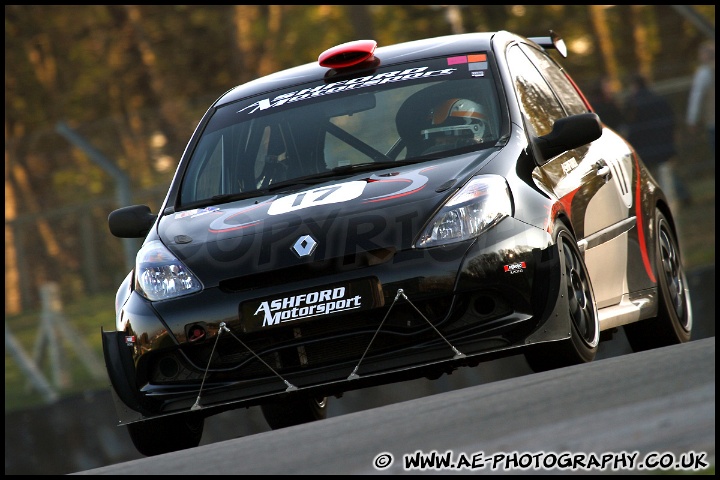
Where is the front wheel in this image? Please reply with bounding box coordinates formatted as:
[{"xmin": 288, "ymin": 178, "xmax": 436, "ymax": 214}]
[
  {"xmin": 261, "ymin": 395, "xmax": 328, "ymax": 430},
  {"xmin": 126, "ymin": 412, "xmax": 204, "ymax": 456},
  {"xmin": 624, "ymin": 209, "xmax": 692, "ymax": 351},
  {"xmin": 525, "ymin": 222, "xmax": 599, "ymax": 372}
]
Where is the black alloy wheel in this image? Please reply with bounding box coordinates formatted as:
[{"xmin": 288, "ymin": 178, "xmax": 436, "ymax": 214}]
[{"xmin": 624, "ymin": 209, "xmax": 692, "ymax": 351}]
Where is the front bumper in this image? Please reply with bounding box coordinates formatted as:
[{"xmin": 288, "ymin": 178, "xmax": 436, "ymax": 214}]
[{"xmin": 104, "ymin": 217, "xmax": 570, "ymax": 424}]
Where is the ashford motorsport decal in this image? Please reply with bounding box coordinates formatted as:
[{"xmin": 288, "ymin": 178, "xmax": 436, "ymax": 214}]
[
  {"xmin": 254, "ymin": 287, "xmax": 362, "ymax": 327},
  {"xmin": 237, "ymin": 65, "xmax": 457, "ymax": 115}
]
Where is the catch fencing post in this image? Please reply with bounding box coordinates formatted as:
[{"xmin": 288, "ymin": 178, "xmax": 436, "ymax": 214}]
[
  {"xmin": 30, "ymin": 282, "xmax": 107, "ymax": 390},
  {"xmin": 5, "ymin": 322, "xmax": 59, "ymax": 403}
]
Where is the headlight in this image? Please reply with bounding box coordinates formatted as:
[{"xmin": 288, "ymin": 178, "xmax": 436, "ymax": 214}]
[
  {"xmin": 416, "ymin": 174, "xmax": 512, "ymax": 248},
  {"xmin": 135, "ymin": 240, "xmax": 203, "ymax": 301}
]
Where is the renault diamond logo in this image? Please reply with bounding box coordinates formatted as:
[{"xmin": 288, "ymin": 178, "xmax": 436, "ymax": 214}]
[{"xmin": 292, "ymin": 235, "xmax": 317, "ymax": 257}]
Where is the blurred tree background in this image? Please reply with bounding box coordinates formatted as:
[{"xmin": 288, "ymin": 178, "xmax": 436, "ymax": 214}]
[{"xmin": 4, "ymin": 5, "xmax": 715, "ymax": 316}]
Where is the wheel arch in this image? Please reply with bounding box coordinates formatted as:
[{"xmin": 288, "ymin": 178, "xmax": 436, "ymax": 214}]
[
  {"xmin": 525, "ymin": 219, "xmax": 573, "ymax": 345},
  {"xmin": 640, "ymin": 197, "xmax": 683, "ymax": 288},
  {"xmin": 101, "ymin": 328, "xmax": 151, "ymax": 418}
]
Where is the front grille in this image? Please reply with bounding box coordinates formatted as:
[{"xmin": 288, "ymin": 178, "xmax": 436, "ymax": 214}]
[
  {"xmin": 145, "ymin": 295, "xmax": 451, "ymax": 383},
  {"xmin": 148, "ymin": 289, "xmax": 525, "ymax": 385},
  {"xmin": 187, "ymin": 296, "xmax": 453, "ymax": 369}
]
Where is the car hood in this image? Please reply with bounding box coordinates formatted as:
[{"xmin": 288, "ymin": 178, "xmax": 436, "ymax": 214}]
[{"xmin": 158, "ymin": 151, "xmax": 497, "ymax": 287}]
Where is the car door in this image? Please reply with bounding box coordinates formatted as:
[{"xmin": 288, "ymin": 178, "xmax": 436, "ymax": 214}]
[{"xmin": 506, "ymin": 42, "xmax": 631, "ymax": 308}]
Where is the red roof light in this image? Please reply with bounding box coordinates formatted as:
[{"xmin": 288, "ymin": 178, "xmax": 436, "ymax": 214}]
[{"xmin": 318, "ymin": 39, "xmax": 377, "ymax": 69}]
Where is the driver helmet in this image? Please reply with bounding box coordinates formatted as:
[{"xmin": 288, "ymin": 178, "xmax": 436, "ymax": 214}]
[{"xmin": 420, "ymin": 98, "xmax": 488, "ymax": 145}]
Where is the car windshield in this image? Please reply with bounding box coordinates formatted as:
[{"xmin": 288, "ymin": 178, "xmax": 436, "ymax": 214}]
[{"xmin": 179, "ymin": 53, "xmax": 504, "ymax": 206}]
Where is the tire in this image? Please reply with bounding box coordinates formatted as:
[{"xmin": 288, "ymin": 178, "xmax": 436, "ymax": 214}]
[
  {"xmin": 624, "ymin": 209, "xmax": 692, "ymax": 351},
  {"xmin": 525, "ymin": 222, "xmax": 599, "ymax": 372},
  {"xmin": 261, "ymin": 395, "xmax": 328, "ymax": 430},
  {"xmin": 127, "ymin": 412, "xmax": 204, "ymax": 456}
]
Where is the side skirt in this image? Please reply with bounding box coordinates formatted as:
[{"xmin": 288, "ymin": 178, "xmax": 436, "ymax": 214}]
[{"xmin": 597, "ymin": 288, "xmax": 658, "ymax": 331}]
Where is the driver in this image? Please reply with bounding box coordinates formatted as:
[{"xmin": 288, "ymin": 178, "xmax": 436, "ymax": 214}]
[{"xmin": 420, "ymin": 98, "xmax": 489, "ymax": 154}]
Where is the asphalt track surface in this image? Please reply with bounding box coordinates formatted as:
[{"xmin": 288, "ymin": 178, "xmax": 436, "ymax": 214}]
[{"xmin": 72, "ymin": 336, "xmax": 715, "ymax": 475}]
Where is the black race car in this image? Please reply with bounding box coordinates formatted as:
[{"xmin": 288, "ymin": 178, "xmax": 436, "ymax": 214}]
[{"xmin": 105, "ymin": 30, "xmax": 692, "ymax": 456}]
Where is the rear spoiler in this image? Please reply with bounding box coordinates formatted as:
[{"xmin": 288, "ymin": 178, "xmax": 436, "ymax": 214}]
[{"xmin": 528, "ymin": 30, "xmax": 567, "ymax": 57}]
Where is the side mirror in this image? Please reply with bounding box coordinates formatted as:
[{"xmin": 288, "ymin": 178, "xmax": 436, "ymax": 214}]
[
  {"xmin": 108, "ymin": 205, "xmax": 157, "ymax": 238},
  {"xmin": 534, "ymin": 113, "xmax": 602, "ymax": 161}
]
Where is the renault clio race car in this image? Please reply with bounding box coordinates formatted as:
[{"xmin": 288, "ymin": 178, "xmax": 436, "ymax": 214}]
[{"xmin": 105, "ymin": 30, "xmax": 692, "ymax": 456}]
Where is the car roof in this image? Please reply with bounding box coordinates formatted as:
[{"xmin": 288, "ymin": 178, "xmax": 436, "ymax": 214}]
[{"xmin": 214, "ymin": 31, "xmax": 518, "ymax": 108}]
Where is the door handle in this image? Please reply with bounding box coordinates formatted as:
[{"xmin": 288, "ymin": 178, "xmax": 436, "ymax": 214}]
[{"xmin": 595, "ymin": 161, "xmax": 611, "ymax": 182}]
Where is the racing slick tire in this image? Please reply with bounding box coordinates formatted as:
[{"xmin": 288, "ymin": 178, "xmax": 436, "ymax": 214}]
[
  {"xmin": 261, "ymin": 395, "xmax": 328, "ymax": 430},
  {"xmin": 126, "ymin": 412, "xmax": 204, "ymax": 456},
  {"xmin": 525, "ymin": 221, "xmax": 599, "ymax": 372},
  {"xmin": 624, "ymin": 209, "xmax": 692, "ymax": 351}
]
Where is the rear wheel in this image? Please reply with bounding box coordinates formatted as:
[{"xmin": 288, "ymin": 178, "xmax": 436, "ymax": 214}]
[
  {"xmin": 624, "ymin": 209, "xmax": 691, "ymax": 351},
  {"xmin": 126, "ymin": 412, "xmax": 204, "ymax": 456},
  {"xmin": 261, "ymin": 395, "xmax": 328, "ymax": 430},
  {"xmin": 525, "ymin": 222, "xmax": 599, "ymax": 372}
]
